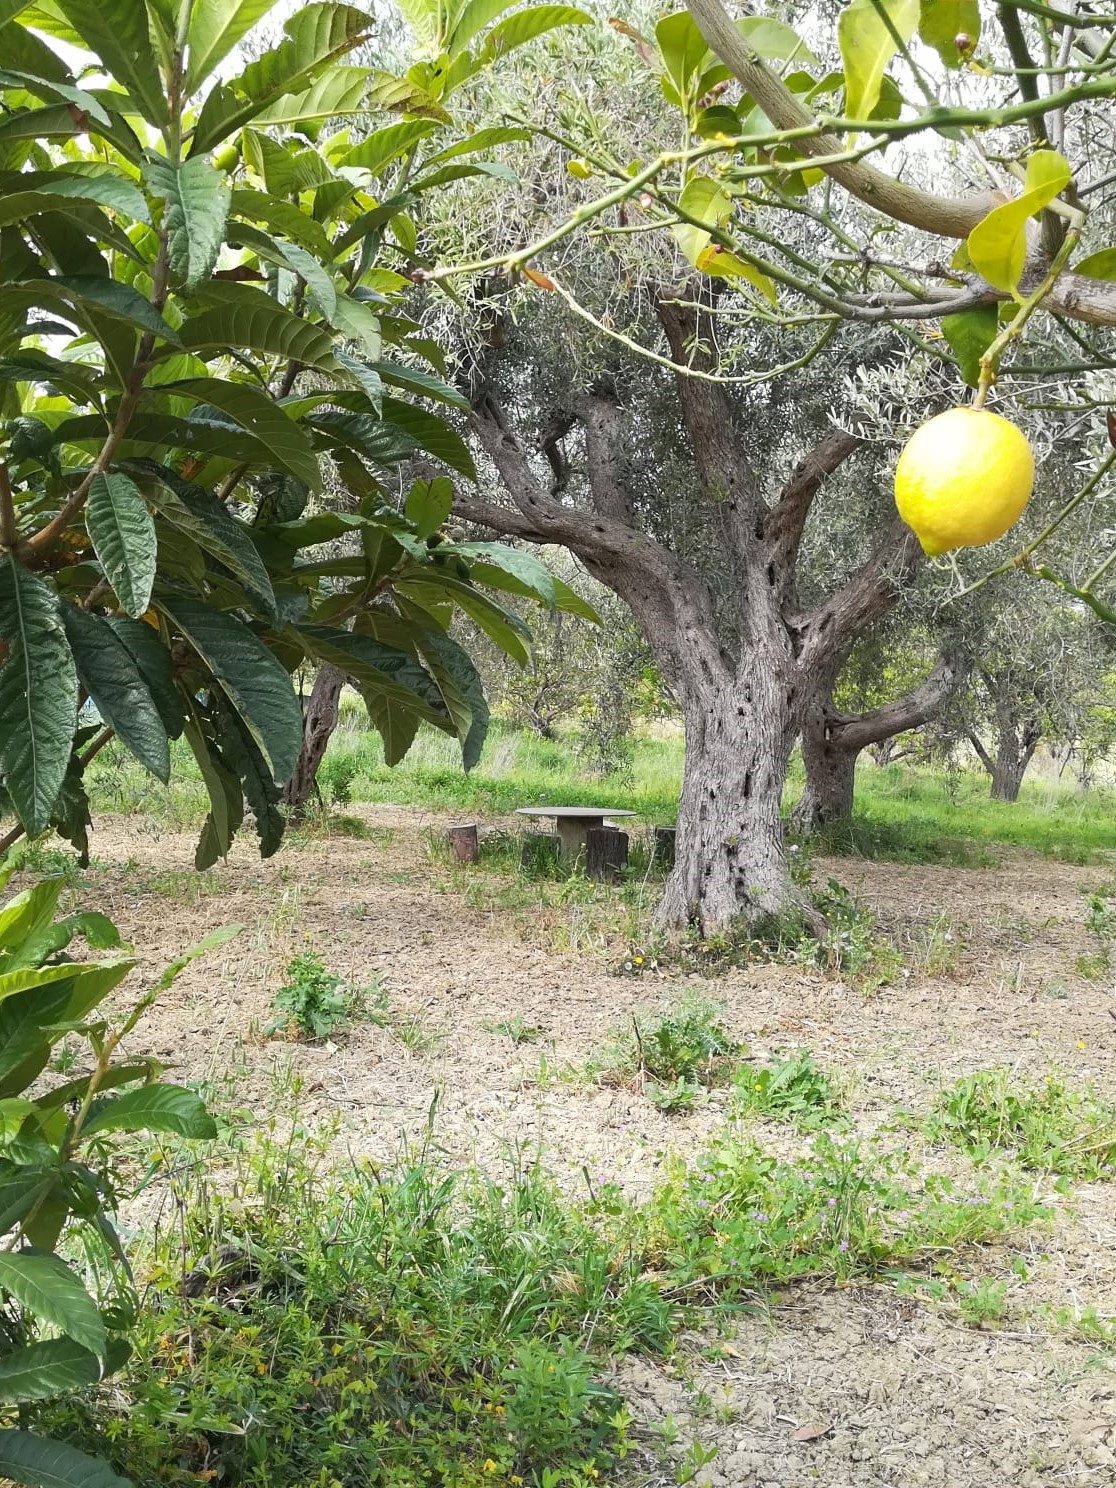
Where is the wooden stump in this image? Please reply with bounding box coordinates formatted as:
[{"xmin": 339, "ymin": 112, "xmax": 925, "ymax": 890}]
[
  {"xmin": 586, "ymin": 826, "xmax": 628, "ymax": 880},
  {"xmin": 448, "ymin": 823, "xmax": 479, "ymax": 863},
  {"xmin": 520, "ymin": 834, "xmax": 560, "ymax": 872},
  {"xmin": 652, "ymin": 826, "xmax": 677, "ymax": 870}
]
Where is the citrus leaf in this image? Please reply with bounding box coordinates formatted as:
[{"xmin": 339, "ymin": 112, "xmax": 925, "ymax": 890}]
[
  {"xmin": 656, "ymin": 9, "xmax": 708, "ymax": 94},
  {"xmin": 941, "ymin": 303, "xmax": 998, "ymax": 387},
  {"xmin": 142, "ymin": 156, "xmax": 231, "ymax": 293},
  {"xmin": 83, "ymin": 1083, "xmax": 216, "ymax": 1140},
  {"xmin": 672, "ymin": 175, "xmax": 776, "ymax": 302},
  {"xmin": 0, "ymin": 1430, "xmax": 133, "ymax": 1488},
  {"xmin": 0, "ymin": 1252, "xmax": 105, "ymax": 1360},
  {"xmin": 157, "ymin": 598, "xmax": 302, "ymax": 783},
  {"xmin": 0, "ymin": 555, "xmax": 77, "ymax": 837},
  {"xmin": 967, "ymin": 149, "xmax": 1072, "ymax": 295},
  {"xmin": 1073, "ymin": 247, "xmax": 1116, "ymax": 280},
  {"xmin": 738, "ymin": 16, "xmax": 818, "ymax": 65},
  {"xmin": 918, "ymin": 0, "xmax": 979, "ymax": 67},
  {"xmin": 84, "ymin": 472, "xmax": 156, "ymax": 618},
  {"xmin": 838, "ymin": 0, "xmax": 918, "ymax": 120},
  {"xmin": 59, "ymin": 606, "xmax": 170, "ymax": 783}
]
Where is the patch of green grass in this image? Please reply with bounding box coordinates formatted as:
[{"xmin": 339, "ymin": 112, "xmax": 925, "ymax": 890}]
[
  {"xmin": 729, "ymin": 1050, "xmax": 845, "ymax": 1130},
  {"xmin": 45, "ymin": 1123, "xmax": 664, "ymax": 1487},
  {"xmin": 638, "ymin": 1129, "xmax": 1048, "ymax": 1293},
  {"xmin": 485, "ymin": 1016, "xmax": 546, "ymax": 1045},
  {"xmin": 591, "ymin": 995, "xmax": 741, "ymax": 1112},
  {"xmin": 926, "ymin": 1069, "xmax": 1116, "ymax": 1180}
]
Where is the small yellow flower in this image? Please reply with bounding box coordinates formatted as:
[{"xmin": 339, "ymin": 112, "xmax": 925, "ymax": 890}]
[
  {"xmin": 1077, "ymin": 1040, "xmax": 1087, "ymax": 1049},
  {"xmin": 483, "ymin": 1461, "xmax": 498, "ymax": 1474}
]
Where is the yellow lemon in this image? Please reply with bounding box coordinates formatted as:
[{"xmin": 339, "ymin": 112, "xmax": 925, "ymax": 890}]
[{"xmin": 894, "ymin": 407, "xmax": 1034, "ymax": 556}]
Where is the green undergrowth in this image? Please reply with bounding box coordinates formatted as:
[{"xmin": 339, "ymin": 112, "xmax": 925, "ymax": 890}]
[
  {"xmin": 926, "ymin": 1069, "xmax": 1116, "ymax": 1180},
  {"xmin": 37, "ymin": 1090, "xmax": 1054, "ymax": 1488},
  {"xmin": 81, "ymin": 719, "xmax": 1114, "ymax": 869}
]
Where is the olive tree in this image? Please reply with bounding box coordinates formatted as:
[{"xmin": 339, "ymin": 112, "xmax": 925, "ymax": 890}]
[{"xmin": 412, "ymin": 1, "xmax": 1116, "ymax": 928}]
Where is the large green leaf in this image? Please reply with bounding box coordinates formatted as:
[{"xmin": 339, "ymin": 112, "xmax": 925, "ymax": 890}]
[
  {"xmin": 158, "ymin": 598, "xmax": 302, "ymax": 783},
  {"xmin": 0, "ymin": 170, "xmax": 148, "ymax": 228},
  {"xmin": 0, "ymin": 555, "xmax": 77, "ymax": 836},
  {"xmin": 143, "ymin": 156, "xmax": 231, "ymax": 294},
  {"xmin": 405, "ymin": 476, "xmax": 453, "ymax": 539},
  {"xmin": 0, "ymin": 1430, "xmax": 133, "ymax": 1488},
  {"xmin": 31, "ymin": 276, "xmax": 180, "ymax": 344},
  {"xmin": 250, "ymin": 65, "xmax": 369, "ymax": 127},
  {"xmin": 480, "ymin": 4, "xmax": 592, "ymax": 61},
  {"xmin": 159, "ymin": 378, "xmax": 321, "ymax": 490},
  {"xmin": 183, "ymin": 718, "xmax": 243, "ymax": 868},
  {"xmin": 381, "ymin": 396, "xmax": 476, "ymax": 479},
  {"xmin": 105, "ymin": 615, "xmax": 185, "ymax": 738},
  {"xmin": 177, "ymin": 282, "xmax": 336, "ymax": 368},
  {"xmin": 338, "ymin": 119, "xmax": 439, "ymax": 173},
  {"xmin": 83, "ymin": 1083, "xmax": 217, "ymax": 1140},
  {"xmin": 0, "ymin": 1252, "xmax": 105, "ymax": 1360},
  {"xmin": 84, "ymin": 471, "xmax": 156, "ymax": 618},
  {"xmin": 297, "ymin": 624, "xmax": 453, "ymax": 733},
  {"xmin": 838, "ymin": 0, "xmax": 918, "ymax": 120},
  {"xmin": 0, "ymin": 877, "xmax": 65, "ymax": 954},
  {"xmin": 211, "ymin": 692, "xmax": 284, "ymax": 856},
  {"xmin": 941, "ymin": 303, "xmax": 998, "ymax": 388},
  {"xmin": 0, "ymin": 1338, "xmax": 114, "ymax": 1405},
  {"xmin": 445, "ymin": 542, "xmax": 556, "ymax": 604},
  {"xmin": 967, "ymin": 150, "xmax": 1072, "ymax": 295},
  {"xmin": 132, "ymin": 462, "xmax": 277, "ymax": 620},
  {"xmin": 918, "ymin": 0, "xmax": 979, "ymax": 67},
  {"xmin": 412, "ymin": 625, "xmax": 489, "ymax": 770},
  {"xmin": 191, "ymin": 2, "xmax": 373, "ymax": 150},
  {"xmin": 187, "ymin": 0, "xmax": 287, "ymax": 90},
  {"xmin": 59, "ymin": 605, "xmax": 170, "ymax": 783},
  {"xmin": 656, "ymin": 9, "xmax": 709, "ymax": 95},
  {"xmin": 231, "ymin": 188, "xmax": 331, "ymax": 258},
  {"xmin": 52, "ymin": 0, "xmax": 167, "ymax": 127},
  {"xmin": 225, "ymin": 223, "xmax": 337, "ymax": 322},
  {"xmin": 307, "ymin": 410, "xmax": 417, "ymax": 465}
]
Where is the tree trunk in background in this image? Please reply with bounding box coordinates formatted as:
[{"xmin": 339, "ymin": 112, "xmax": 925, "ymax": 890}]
[
  {"xmin": 989, "ymin": 735, "xmax": 1040, "ymax": 801},
  {"xmin": 794, "ymin": 702, "xmax": 858, "ymax": 832},
  {"xmin": 282, "ymin": 665, "xmax": 345, "ymax": 817},
  {"xmin": 794, "ymin": 651, "xmax": 962, "ymax": 831}
]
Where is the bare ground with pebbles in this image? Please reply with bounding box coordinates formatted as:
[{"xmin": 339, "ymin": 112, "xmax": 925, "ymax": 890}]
[{"xmin": 42, "ymin": 804, "xmax": 1116, "ymax": 1487}]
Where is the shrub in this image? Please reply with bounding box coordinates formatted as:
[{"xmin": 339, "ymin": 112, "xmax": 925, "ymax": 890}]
[{"xmin": 0, "ymin": 864, "xmax": 234, "ymax": 1487}]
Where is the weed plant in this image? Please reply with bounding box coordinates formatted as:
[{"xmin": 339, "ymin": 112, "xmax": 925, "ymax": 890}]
[
  {"xmin": 591, "ymin": 996, "xmax": 740, "ymax": 1112},
  {"xmin": 926, "ymin": 1069, "xmax": 1116, "ymax": 1179},
  {"xmin": 729, "ymin": 1050, "xmax": 846, "ymax": 1130}
]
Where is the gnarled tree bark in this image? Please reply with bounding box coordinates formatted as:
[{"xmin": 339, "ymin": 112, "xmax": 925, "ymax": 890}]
[
  {"xmin": 457, "ymin": 292, "xmax": 924, "ymax": 932},
  {"xmin": 794, "ymin": 651, "xmax": 962, "ymax": 831},
  {"xmin": 282, "ymin": 664, "xmax": 345, "ymax": 818}
]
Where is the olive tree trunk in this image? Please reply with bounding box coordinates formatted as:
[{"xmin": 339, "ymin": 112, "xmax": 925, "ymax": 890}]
[
  {"xmin": 966, "ymin": 671, "xmax": 1044, "ymax": 802},
  {"xmin": 456, "ymin": 295, "xmax": 923, "ymax": 933},
  {"xmin": 281, "ymin": 664, "xmax": 345, "ymax": 817},
  {"xmin": 794, "ymin": 651, "xmax": 962, "ymax": 831}
]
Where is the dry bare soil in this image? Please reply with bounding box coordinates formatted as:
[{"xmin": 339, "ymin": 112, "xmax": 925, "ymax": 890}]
[{"xmin": 73, "ymin": 806, "xmax": 1116, "ymax": 1488}]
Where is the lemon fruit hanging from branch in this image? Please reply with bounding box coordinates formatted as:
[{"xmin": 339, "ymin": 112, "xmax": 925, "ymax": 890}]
[{"xmin": 894, "ymin": 408, "xmax": 1035, "ymax": 556}]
